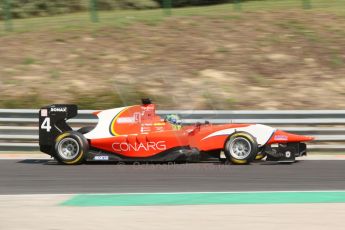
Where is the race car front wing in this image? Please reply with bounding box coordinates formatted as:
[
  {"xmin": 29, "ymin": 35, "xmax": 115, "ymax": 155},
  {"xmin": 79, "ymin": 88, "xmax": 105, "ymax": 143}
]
[{"xmin": 264, "ymin": 142, "xmax": 307, "ymax": 162}]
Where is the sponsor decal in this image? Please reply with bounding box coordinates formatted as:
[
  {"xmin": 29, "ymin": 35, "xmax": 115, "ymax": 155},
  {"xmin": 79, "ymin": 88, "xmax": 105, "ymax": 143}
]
[
  {"xmin": 141, "ymin": 106, "xmax": 154, "ymax": 111},
  {"xmin": 94, "ymin": 156, "xmax": 109, "ymax": 161},
  {"xmin": 140, "ymin": 126, "xmax": 151, "ymax": 133},
  {"xmin": 41, "ymin": 109, "xmax": 48, "ymax": 117},
  {"xmin": 112, "ymin": 141, "xmax": 167, "ymax": 152},
  {"xmin": 153, "ymin": 122, "xmax": 166, "ymax": 126},
  {"xmin": 117, "ymin": 117, "xmax": 135, "ymax": 123},
  {"xmin": 117, "ymin": 112, "xmax": 141, "ymax": 124},
  {"xmin": 155, "ymin": 126, "xmax": 164, "ymax": 131},
  {"xmin": 134, "ymin": 112, "xmax": 141, "ymax": 122},
  {"xmin": 274, "ymin": 135, "xmax": 288, "ymax": 141},
  {"xmin": 51, "ymin": 107, "xmax": 67, "ymax": 112}
]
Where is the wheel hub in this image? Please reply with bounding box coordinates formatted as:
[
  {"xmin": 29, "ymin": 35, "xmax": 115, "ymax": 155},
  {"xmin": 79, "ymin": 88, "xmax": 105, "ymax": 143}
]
[
  {"xmin": 58, "ymin": 138, "xmax": 80, "ymax": 160},
  {"xmin": 229, "ymin": 137, "xmax": 252, "ymax": 160}
]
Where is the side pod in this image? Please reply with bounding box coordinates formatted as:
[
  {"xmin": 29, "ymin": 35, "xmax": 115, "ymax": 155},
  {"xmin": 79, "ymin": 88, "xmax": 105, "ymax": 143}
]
[{"xmin": 39, "ymin": 104, "xmax": 78, "ymax": 156}]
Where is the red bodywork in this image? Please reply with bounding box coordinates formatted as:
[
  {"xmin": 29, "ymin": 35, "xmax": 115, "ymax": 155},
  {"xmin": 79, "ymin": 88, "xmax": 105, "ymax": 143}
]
[{"xmin": 87, "ymin": 104, "xmax": 314, "ymax": 158}]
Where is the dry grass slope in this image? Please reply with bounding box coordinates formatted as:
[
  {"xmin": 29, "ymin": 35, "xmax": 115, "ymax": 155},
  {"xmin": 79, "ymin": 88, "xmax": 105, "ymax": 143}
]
[{"xmin": 0, "ymin": 0, "xmax": 345, "ymax": 109}]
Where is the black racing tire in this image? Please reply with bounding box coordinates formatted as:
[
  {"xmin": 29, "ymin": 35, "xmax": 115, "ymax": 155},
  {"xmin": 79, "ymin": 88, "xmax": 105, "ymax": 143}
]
[
  {"xmin": 54, "ymin": 131, "xmax": 89, "ymax": 165},
  {"xmin": 224, "ymin": 132, "xmax": 258, "ymax": 165},
  {"xmin": 77, "ymin": 126, "xmax": 95, "ymax": 134}
]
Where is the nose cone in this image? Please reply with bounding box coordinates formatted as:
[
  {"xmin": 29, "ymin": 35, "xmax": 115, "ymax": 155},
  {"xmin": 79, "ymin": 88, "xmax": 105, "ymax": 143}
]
[
  {"xmin": 269, "ymin": 130, "xmax": 314, "ymax": 143},
  {"xmin": 303, "ymin": 135, "xmax": 314, "ymax": 141},
  {"xmin": 291, "ymin": 133, "xmax": 314, "ymax": 142}
]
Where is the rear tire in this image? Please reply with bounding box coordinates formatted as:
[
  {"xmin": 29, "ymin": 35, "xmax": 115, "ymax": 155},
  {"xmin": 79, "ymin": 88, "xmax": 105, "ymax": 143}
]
[
  {"xmin": 54, "ymin": 131, "xmax": 89, "ymax": 165},
  {"xmin": 224, "ymin": 132, "xmax": 258, "ymax": 165}
]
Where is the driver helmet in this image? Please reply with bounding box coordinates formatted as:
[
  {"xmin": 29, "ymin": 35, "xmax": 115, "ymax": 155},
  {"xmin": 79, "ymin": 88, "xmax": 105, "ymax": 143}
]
[{"xmin": 165, "ymin": 114, "xmax": 182, "ymax": 129}]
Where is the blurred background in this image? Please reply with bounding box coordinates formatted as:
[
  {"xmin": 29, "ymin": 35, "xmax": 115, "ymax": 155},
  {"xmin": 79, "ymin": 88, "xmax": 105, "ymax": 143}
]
[{"xmin": 0, "ymin": 0, "xmax": 344, "ymax": 110}]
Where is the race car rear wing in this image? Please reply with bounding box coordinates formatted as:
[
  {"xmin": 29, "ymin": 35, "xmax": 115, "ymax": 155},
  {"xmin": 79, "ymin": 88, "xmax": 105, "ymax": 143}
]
[{"xmin": 39, "ymin": 104, "xmax": 78, "ymax": 155}]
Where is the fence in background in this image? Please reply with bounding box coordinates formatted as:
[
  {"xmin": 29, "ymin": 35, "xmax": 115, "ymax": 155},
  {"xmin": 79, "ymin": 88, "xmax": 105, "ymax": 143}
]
[{"xmin": 1, "ymin": 109, "xmax": 345, "ymax": 152}]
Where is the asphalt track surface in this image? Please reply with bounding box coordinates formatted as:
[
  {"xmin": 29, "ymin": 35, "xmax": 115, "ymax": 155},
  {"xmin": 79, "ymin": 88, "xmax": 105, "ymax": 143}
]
[{"xmin": 0, "ymin": 160, "xmax": 344, "ymax": 194}]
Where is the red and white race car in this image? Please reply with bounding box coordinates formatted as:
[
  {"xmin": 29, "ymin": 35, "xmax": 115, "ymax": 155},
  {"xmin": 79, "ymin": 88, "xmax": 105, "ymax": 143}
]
[{"xmin": 39, "ymin": 99, "xmax": 314, "ymax": 165}]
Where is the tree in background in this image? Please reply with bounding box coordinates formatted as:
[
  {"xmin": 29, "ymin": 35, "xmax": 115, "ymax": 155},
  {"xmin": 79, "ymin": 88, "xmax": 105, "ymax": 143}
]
[
  {"xmin": 154, "ymin": 0, "xmax": 230, "ymax": 7},
  {"xmin": 0, "ymin": 0, "xmax": 159, "ymax": 19},
  {"xmin": 0, "ymin": 0, "xmax": 255, "ymax": 19},
  {"xmin": 1, "ymin": 0, "xmax": 84, "ymax": 18},
  {"xmin": 94, "ymin": 0, "xmax": 159, "ymax": 10}
]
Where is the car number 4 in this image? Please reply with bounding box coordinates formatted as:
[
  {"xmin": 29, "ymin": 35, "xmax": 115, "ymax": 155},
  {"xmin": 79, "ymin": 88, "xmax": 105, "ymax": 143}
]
[{"xmin": 41, "ymin": 117, "xmax": 52, "ymax": 132}]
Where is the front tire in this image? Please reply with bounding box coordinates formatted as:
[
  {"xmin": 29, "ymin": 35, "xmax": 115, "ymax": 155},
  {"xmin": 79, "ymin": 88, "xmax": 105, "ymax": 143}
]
[
  {"xmin": 54, "ymin": 131, "xmax": 89, "ymax": 165},
  {"xmin": 224, "ymin": 132, "xmax": 258, "ymax": 165},
  {"xmin": 255, "ymin": 148, "xmax": 267, "ymax": 161}
]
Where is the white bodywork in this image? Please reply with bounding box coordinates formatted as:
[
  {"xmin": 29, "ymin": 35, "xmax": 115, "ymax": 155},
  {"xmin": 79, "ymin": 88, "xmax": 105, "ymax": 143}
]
[
  {"xmin": 84, "ymin": 107, "xmax": 127, "ymax": 139},
  {"xmin": 84, "ymin": 106, "xmax": 276, "ymax": 146},
  {"xmin": 202, "ymin": 124, "xmax": 276, "ymax": 146}
]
